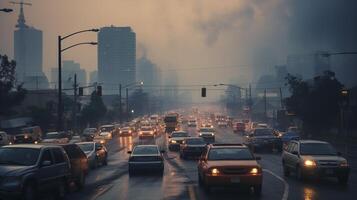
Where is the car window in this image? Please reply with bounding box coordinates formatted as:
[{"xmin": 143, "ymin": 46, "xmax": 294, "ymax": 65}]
[
  {"xmin": 62, "ymin": 145, "xmax": 84, "ymax": 159},
  {"xmin": 78, "ymin": 143, "xmax": 94, "ymax": 152},
  {"xmin": 290, "ymin": 143, "xmax": 298, "ymax": 153},
  {"xmin": 0, "ymin": 148, "xmax": 40, "ymax": 166},
  {"xmin": 300, "ymin": 143, "xmax": 337, "ymax": 156},
  {"xmin": 53, "ymin": 148, "xmax": 66, "ymax": 164},
  {"xmin": 208, "ymin": 148, "xmax": 255, "ymax": 160},
  {"xmin": 133, "ymin": 146, "xmax": 159, "ymax": 155},
  {"xmin": 171, "ymin": 132, "xmax": 188, "ymax": 137},
  {"xmin": 41, "ymin": 149, "xmax": 53, "ymax": 165},
  {"xmin": 254, "ymin": 129, "xmax": 274, "ymax": 136}
]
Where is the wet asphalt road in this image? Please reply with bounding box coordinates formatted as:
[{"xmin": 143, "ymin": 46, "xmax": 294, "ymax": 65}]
[{"xmin": 64, "ymin": 126, "xmax": 357, "ymax": 200}]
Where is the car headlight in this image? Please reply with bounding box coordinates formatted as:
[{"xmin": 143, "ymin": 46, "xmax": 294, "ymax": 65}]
[
  {"xmin": 1, "ymin": 177, "xmax": 21, "ymax": 188},
  {"xmin": 199, "ymin": 133, "xmax": 202, "ymax": 136},
  {"xmin": 250, "ymin": 167, "xmax": 260, "ymax": 175},
  {"xmin": 304, "ymin": 160, "xmax": 317, "ymax": 167},
  {"xmin": 24, "ymin": 134, "xmax": 28, "ymax": 139},
  {"xmin": 340, "ymin": 160, "xmax": 349, "ymax": 167},
  {"xmin": 210, "ymin": 168, "xmax": 220, "ymax": 176},
  {"xmin": 170, "ymin": 140, "xmax": 177, "ymax": 144}
]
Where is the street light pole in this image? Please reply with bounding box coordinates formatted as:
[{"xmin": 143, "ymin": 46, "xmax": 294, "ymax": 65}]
[
  {"xmin": 119, "ymin": 84, "xmax": 122, "ymax": 123},
  {"xmin": 126, "ymin": 88, "xmax": 129, "ymax": 121}
]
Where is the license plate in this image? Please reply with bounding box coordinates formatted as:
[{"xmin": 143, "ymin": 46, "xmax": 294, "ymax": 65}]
[
  {"xmin": 230, "ymin": 177, "xmax": 240, "ymax": 183},
  {"xmin": 325, "ymin": 169, "xmax": 334, "ymax": 175}
]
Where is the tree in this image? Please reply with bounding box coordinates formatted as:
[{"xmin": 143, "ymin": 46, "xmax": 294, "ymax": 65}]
[
  {"xmin": 0, "ymin": 55, "xmax": 26, "ymax": 117},
  {"xmin": 80, "ymin": 91, "xmax": 107, "ymax": 127},
  {"xmin": 285, "ymin": 71, "xmax": 344, "ymax": 134}
]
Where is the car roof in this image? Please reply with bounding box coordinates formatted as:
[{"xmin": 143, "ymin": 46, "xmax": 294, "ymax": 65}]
[
  {"xmin": 209, "ymin": 143, "xmax": 247, "ymax": 148},
  {"xmin": 184, "ymin": 137, "xmax": 203, "ymax": 140},
  {"xmin": 76, "ymin": 142, "xmax": 95, "ymax": 145},
  {"xmin": 134, "ymin": 145, "xmax": 159, "ymax": 148},
  {"xmin": 1, "ymin": 144, "xmax": 56, "ymax": 149},
  {"xmin": 298, "ymin": 140, "xmax": 329, "ymax": 144},
  {"xmin": 101, "ymin": 125, "xmax": 114, "ymax": 127}
]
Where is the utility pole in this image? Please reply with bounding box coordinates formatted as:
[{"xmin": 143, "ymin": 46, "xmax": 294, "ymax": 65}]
[
  {"xmin": 126, "ymin": 88, "xmax": 129, "ymax": 121},
  {"xmin": 119, "ymin": 84, "xmax": 122, "ymax": 123},
  {"xmin": 58, "ymin": 36, "xmax": 63, "ymax": 131},
  {"xmin": 73, "ymin": 74, "xmax": 78, "ymax": 133},
  {"xmin": 264, "ymin": 88, "xmax": 267, "ymax": 121},
  {"xmin": 249, "ymin": 84, "xmax": 252, "ymax": 112},
  {"xmin": 279, "ymin": 87, "xmax": 283, "ymax": 109}
]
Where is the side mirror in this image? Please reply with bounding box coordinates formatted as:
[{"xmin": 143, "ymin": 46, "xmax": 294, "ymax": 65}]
[
  {"xmin": 127, "ymin": 151, "xmax": 132, "ymax": 154},
  {"xmin": 41, "ymin": 160, "xmax": 51, "ymax": 167},
  {"xmin": 337, "ymin": 152, "xmax": 342, "ymax": 156},
  {"xmin": 255, "ymin": 156, "xmax": 261, "ymax": 160}
]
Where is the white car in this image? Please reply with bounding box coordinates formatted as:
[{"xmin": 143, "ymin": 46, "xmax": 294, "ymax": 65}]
[
  {"xmin": 0, "ymin": 131, "xmax": 11, "ymax": 146},
  {"xmin": 99, "ymin": 131, "xmax": 112, "ymax": 140},
  {"xmin": 41, "ymin": 132, "xmax": 69, "ymax": 144}
]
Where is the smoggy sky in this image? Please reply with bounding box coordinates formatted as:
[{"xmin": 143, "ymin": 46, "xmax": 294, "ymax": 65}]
[{"xmin": 1, "ymin": 0, "xmax": 356, "ymax": 88}]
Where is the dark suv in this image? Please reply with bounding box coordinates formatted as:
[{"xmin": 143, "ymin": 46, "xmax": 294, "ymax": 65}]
[
  {"xmin": 58, "ymin": 143, "xmax": 89, "ymax": 190},
  {"xmin": 0, "ymin": 144, "xmax": 71, "ymax": 200}
]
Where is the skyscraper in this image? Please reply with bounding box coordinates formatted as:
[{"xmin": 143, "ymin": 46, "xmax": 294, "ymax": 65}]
[
  {"xmin": 13, "ymin": 2, "xmax": 48, "ymax": 89},
  {"xmin": 98, "ymin": 26, "xmax": 136, "ymax": 94}
]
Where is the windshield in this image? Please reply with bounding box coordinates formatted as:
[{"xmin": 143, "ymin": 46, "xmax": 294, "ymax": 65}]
[
  {"xmin": 171, "ymin": 132, "xmax": 188, "ymax": 137},
  {"xmin": 200, "ymin": 128, "xmax": 214, "ymax": 132},
  {"xmin": 100, "ymin": 127, "xmax": 114, "ymax": 132},
  {"xmin": 83, "ymin": 128, "xmax": 96, "ymax": 134},
  {"xmin": 186, "ymin": 138, "xmax": 205, "ymax": 145},
  {"xmin": 141, "ymin": 127, "xmax": 152, "ymax": 131},
  {"xmin": 300, "ymin": 143, "xmax": 337, "ymax": 156},
  {"xmin": 133, "ymin": 146, "xmax": 159, "ymax": 155},
  {"xmin": 164, "ymin": 116, "xmax": 177, "ymax": 123},
  {"xmin": 208, "ymin": 148, "xmax": 254, "ymax": 160},
  {"xmin": 0, "ymin": 148, "xmax": 40, "ymax": 166},
  {"xmin": 44, "ymin": 132, "xmax": 64, "ymax": 139},
  {"xmin": 77, "ymin": 143, "xmax": 94, "ymax": 152},
  {"xmin": 254, "ymin": 129, "xmax": 274, "ymax": 136}
]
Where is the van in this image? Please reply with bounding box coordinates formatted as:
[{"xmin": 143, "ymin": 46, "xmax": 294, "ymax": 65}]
[{"xmin": 13, "ymin": 126, "xmax": 43, "ymax": 144}]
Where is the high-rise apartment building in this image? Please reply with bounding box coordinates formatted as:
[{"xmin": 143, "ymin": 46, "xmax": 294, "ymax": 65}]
[{"xmin": 98, "ymin": 26, "xmax": 136, "ymax": 94}]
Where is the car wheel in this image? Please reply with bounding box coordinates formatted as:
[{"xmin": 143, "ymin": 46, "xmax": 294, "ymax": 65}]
[
  {"xmin": 296, "ymin": 166, "xmax": 304, "ymax": 181},
  {"xmin": 55, "ymin": 179, "xmax": 66, "ymax": 200},
  {"xmin": 23, "ymin": 184, "xmax": 37, "ymax": 200},
  {"xmin": 76, "ymin": 172, "xmax": 85, "ymax": 190},
  {"xmin": 338, "ymin": 175, "xmax": 349, "ymax": 185},
  {"xmin": 283, "ymin": 162, "xmax": 290, "ymax": 177},
  {"xmin": 254, "ymin": 185, "xmax": 262, "ymax": 196}
]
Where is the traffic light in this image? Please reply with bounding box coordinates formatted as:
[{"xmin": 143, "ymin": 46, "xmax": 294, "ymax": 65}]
[
  {"xmin": 340, "ymin": 89, "xmax": 350, "ymax": 107},
  {"xmin": 78, "ymin": 87, "xmax": 84, "ymax": 96},
  {"xmin": 97, "ymin": 86, "xmax": 102, "ymax": 96},
  {"xmin": 201, "ymin": 87, "xmax": 206, "ymax": 97}
]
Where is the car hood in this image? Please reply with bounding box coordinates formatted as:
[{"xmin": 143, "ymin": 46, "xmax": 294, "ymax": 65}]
[
  {"xmin": 0, "ymin": 165, "xmax": 36, "ymax": 176},
  {"xmin": 207, "ymin": 160, "xmax": 259, "ymax": 168},
  {"xmin": 301, "ymin": 155, "xmax": 346, "ymax": 162},
  {"xmin": 186, "ymin": 144, "xmax": 206, "ymax": 148},
  {"xmin": 99, "ymin": 132, "xmax": 110, "ymax": 135},
  {"xmin": 200, "ymin": 132, "xmax": 214, "ymax": 135},
  {"xmin": 171, "ymin": 137, "xmax": 186, "ymax": 140}
]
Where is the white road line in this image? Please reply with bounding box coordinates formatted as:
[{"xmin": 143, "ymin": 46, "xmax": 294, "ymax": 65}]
[
  {"xmin": 263, "ymin": 169, "xmax": 289, "ymax": 200},
  {"xmin": 91, "ymin": 184, "xmax": 114, "ymax": 200}
]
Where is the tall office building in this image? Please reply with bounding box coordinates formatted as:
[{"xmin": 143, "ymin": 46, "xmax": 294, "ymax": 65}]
[
  {"xmin": 98, "ymin": 26, "xmax": 136, "ymax": 94},
  {"xmin": 13, "ymin": 2, "xmax": 48, "ymax": 89}
]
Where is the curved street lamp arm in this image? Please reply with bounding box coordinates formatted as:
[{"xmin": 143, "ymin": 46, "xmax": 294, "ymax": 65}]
[
  {"xmin": 61, "ymin": 42, "xmax": 97, "ymax": 53},
  {"xmin": 61, "ymin": 29, "xmax": 99, "ymax": 41}
]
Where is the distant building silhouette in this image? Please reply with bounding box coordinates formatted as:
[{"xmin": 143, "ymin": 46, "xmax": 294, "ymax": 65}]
[
  {"xmin": 136, "ymin": 55, "xmax": 160, "ymax": 88},
  {"xmin": 13, "ymin": 2, "xmax": 48, "ymax": 89},
  {"xmin": 98, "ymin": 26, "xmax": 136, "ymax": 94},
  {"xmin": 51, "ymin": 60, "xmax": 87, "ymax": 94}
]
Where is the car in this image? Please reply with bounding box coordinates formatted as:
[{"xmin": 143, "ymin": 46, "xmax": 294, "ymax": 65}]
[
  {"xmin": 233, "ymin": 122, "xmax": 246, "ymax": 133},
  {"xmin": 77, "ymin": 142, "xmax": 108, "ymax": 169},
  {"xmin": 281, "ymin": 131, "xmax": 300, "ymax": 144},
  {"xmin": 58, "ymin": 143, "xmax": 89, "ymax": 190},
  {"xmin": 82, "ymin": 128, "xmax": 98, "ymax": 141},
  {"xmin": 120, "ymin": 127, "xmax": 133, "ymax": 136},
  {"xmin": 197, "ymin": 144, "xmax": 262, "ymax": 194},
  {"xmin": 282, "ymin": 140, "xmax": 350, "ymax": 184},
  {"xmin": 0, "ymin": 144, "xmax": 71, "ymax": 200},
  {"xmin": 0, "ymin": 131, "xmax": 11, "ymax": 146},
  {"xmin": 168, "ymin": 131, "xmax": 190, "ymax": 151},
  {"xmin": 128, "ymin": 145, "xmax": 165, "ymax": 176},
  {"xmin": 13, "ymin": 126, "xmax": 43, "ymax": 144},
  {"xmin": 69, "ymin": 135, "xmax": 82, "ymax": 143},
  {"xmin": 99, "ymin": 124, "xmax": 117, "ymax": 137},
  {"xmin": 198, "ymin": 127, "xmax": 216, "ymax": 142},
  {"xmin": 98, "ymin": 131, "xmax": 113, "ymax": 140},
  {"xmin": 41, "ymin": 131, "xmax": 70, "ymax": 144},
  {"xmin": 217, "ymin": 121, "xmax": 228, "ymax": 128},
  {"xmin": 188, "ymin": 119, "xmax": 197, "ymax": 127},
  {"xmin": 244, "ymin": 128, "xmax": 282, "ymax": 152},
  {"xmin": 138, "ymin": 126, "xmax": 155, "ymax": 139},
  {"xmin": 180, "ymin": 137, "xmax": 206, "ymax": 159}
]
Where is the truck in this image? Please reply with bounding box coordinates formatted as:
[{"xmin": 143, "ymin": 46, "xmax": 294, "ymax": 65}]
[{"xmin": 164, "ymin": 113, "xmax": 179, "ymax": 133}]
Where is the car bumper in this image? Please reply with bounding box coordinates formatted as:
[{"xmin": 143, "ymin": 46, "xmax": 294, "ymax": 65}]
[
  {"xmin": 205, "ymin": 174, "xmax": 262, "ymax": 187},
  {"xmin": 129, "ymin": 161, "xmax": 164, "ymax": 171},
  {"xmin": 302, "ymin": 166, "xmax": 350, "ymax": 177}
]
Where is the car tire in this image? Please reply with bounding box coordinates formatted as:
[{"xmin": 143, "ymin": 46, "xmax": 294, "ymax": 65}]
[
  {"xmin": 254, "ymin": 185, "xmax": 262, "ymax": 196},
  {"xmin": 55, "ymin": 179, "xmax": 66, "ymax": 200},
  {"xmin": 23, "ymin": 183, "xmax": 37, "ymax": 200},
  {"xmin": 338, "ymin": 175, "xmax": 349, "ymax": 185},
  {"xmin": 296, "ymin": 166, "xmax": 304, "ymax": 181},
  {"xmin": 76, "ymin": 172, "xmax": 85, "ymax": 190}
]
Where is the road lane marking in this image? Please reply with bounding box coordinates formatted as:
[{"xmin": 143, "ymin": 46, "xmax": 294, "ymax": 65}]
[
  {"xmin": 91, "ymin": 184, "xmax": 114, "ymax": 200},
  {"xmin": 263, "ymin": 169, "xmax": 289, "ymax": 200},
  {"xmin": 188, "ymin": 185, "xmax": 197, "ymax": 200}
]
